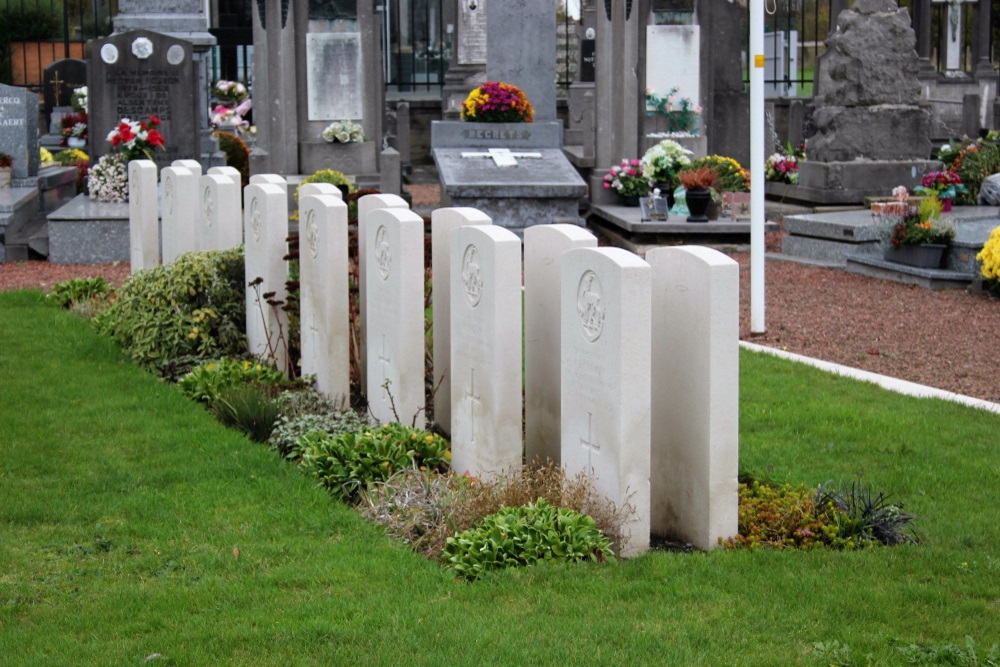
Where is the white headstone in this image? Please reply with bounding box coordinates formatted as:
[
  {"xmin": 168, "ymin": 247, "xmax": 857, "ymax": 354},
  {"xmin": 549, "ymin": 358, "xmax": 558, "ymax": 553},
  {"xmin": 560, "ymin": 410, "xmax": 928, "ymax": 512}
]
[
  {"xmin": 298, "ymin": 182, "xmax": 344, "ymax": 199},
  {"xmin": 160, "ymin": 165, "xmax": 200, "ymax": 264},
  {"xmin": 647, "ymin": 246, "xmax": 739, "ymax": 551},
  {"xmin": 524, "ymin": 224, "xmax": 597, "ymax": 465},
  {"xmin": 172, "ymin": 158, "xmax": 203, "ymax": 176},
  {"xmin": 561, "ymin": 247, "xmax": 651, "ymax": 558},
  {"xmin": 243, "ymin": 182, "xmax": 289, "ymax": 374},
  {"xmin": 450, "ymin": 225, "xmax": 523, "ymax": 479},
  {"xmin": 645, "ymin": 25, "xmax": 700, "ymax": 114},
  {"xmin": 430, "ymin": 207, "xmax": 491, "ymax": 437},
  {"xmin": 207, "ymin": 165, "xmax": 243, "ymax": 183},
  {"xmin": 364, "ymin": 207, "xmax": 425, "ymax": 425},
  {"xmin": 300, "ymin": 193, "xmax": 351, "ymax": 402},
  {"xmin": 128, "ymin": 159, "xmax": 159, "ymax": 272},
  {"xmin": 358, "ymin": 193, "xmax": 409, "ymax": 396},
  {"xmin": 250, "ymin": 173, "xmax": 287, "ymax": 190},
  {"xmin": 200, "ymin": 174, "xmax": 242, "ymax": 252}
]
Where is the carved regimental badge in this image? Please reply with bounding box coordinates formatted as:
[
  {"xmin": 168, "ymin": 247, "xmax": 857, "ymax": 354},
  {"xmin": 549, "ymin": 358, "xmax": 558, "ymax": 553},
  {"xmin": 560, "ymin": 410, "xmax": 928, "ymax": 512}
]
[
  {"xmin": 203, "ymin": 186, "xmax": 215, "ymax": 227},
  {"xmin": 461, "ymin": 244, "xmax": 483, "ymax": 307},
  {"xmin": 374, "ymin": 225, "xmax": 391, "ymax": 280},
  {"xmin": 305, "ymin": 209, "xmax": 319, "ymax": 260},
  {"xmin": 576, "ymin": 270, "xmax": 605, "ymax": 342},
  {"xmin": 250, "ymin": 197, "xmax": 261, "ymax": 242}
]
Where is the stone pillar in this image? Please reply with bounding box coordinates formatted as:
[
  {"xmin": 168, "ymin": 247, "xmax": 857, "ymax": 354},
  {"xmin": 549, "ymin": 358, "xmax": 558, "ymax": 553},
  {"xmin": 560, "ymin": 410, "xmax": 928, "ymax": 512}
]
[
  {"xmin": 486, "ymin": 0, "xmax": 557, "ymax": 121},
  {"xmin": 700, "ymin": 0, "xmax": 750, "ymax": 168},
  {"xmin": 251, "ymin": 1, "xmax": 298, "ymax": 176},
  {"xmin": 592, "ymin": 0, "xmax": 641, "ymax": 204},
  {"xmin": 912, "ymin": 0, "xmax": 934, "ymax": 74},
  {"xmin": 972, "ymin": 0, "xmax": 992, "ymax": 74}
]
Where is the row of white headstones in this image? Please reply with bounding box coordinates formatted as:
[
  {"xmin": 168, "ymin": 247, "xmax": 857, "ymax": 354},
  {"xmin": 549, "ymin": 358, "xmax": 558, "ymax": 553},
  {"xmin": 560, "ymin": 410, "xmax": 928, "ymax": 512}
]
[{"xmin": 128, "ymin": 159, "xmax": 739, "ymax": 558}]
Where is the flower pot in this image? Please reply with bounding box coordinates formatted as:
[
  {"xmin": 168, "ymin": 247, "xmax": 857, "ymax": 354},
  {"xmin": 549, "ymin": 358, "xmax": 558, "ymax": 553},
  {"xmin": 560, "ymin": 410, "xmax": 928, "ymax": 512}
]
[
  {"xmin": 883, "ymin": 243, "xmax": 946, "ymax": 269},
  {"xmin": 940, "ymin": 198, "xmax": 953, "ymax": 212},
  {"xmin": 67, "ymin": 137, "xmax": 86, "ymax": 149},
  {"xmin": 686, "ymin": 187, "xmax": 711, "ymax": 222},
  {"xmin": 621, "ymin": 195, "xmax": 641, "ymax": 207}
]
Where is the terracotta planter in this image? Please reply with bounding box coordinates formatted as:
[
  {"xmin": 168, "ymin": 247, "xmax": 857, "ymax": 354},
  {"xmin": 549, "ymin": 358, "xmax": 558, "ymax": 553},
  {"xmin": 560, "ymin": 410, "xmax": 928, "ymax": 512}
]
[{"xmin": 883, "ymin": 243, "xmax": 946, "ymax": 269}]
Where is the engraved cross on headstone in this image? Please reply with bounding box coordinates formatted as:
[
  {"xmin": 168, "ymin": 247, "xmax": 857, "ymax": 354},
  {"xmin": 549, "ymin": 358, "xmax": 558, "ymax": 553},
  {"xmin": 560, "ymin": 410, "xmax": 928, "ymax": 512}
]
[
  {"xmin": 377, "ymin": 334, "xmax": 392, "ymax": 402},
  {"xmin": 308, "ymin": 322, "xmax": 320, "ymax": 372},
  {"xmin": 464, "ymin": 367, "xmax": 482, "ymax": 443},
  {"xmin": 460, "ymin": 147, "xmax": 543, "ymax": 168},
  {"xmin": 580, "ymin": 411, "xmax": 599, "ymax": 468}
]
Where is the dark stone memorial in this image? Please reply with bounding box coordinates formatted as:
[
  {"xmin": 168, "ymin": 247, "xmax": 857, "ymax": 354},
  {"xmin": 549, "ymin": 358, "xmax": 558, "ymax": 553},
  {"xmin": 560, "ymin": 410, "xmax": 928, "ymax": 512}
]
[
  {"xmin": 43, "ymin": 59, "xmax": 87, "ymax": 120},
  {"xmin": 89, "ymin": 29, "xmax": 200, "ymax": 170}
]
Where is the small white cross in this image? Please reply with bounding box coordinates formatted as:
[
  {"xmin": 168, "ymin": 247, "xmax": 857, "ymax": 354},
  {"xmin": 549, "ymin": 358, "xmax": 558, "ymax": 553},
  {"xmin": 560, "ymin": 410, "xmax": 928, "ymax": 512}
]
[
  {"xmin": 460, "ymin": 147, "xmax": 543, "ymax": 168},
  {"xmin": 377, "ymin": 334, "xmax": 391, "ymax": 402},
  {"xmin": 464, "ymin": 368, "xmax": 482, "ymax": 443},
  {"xmin": 580, "ymin": 412, "xmax": 600, "ymax": 468}
]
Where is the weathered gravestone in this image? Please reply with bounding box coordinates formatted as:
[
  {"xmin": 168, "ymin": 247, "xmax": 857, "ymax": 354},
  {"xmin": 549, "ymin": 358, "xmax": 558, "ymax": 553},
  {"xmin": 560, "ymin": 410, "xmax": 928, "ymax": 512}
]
[
  {"xmin": 486, "ymin": 0, "xmax": 556, "ymax": 121},
  {"xmin": 647, "ymin": 246, "xmax": 739, "ymax": 551},
  {"xmin": 244, "ymin": 182, "xmax": 289, "ymax": 374},
  {"xmin": 128, "ymin": 159, "xmax": 159, "ymax": 272},
  {"xmin": 89, "ymin": 30, "xmax": 200, "ymax": 171},
  {"xmin": 299, "ymin": 192, "xmax": 350, "ymax": 402},
  {"xmin": 0, "ymin": 83, "xmax": 39, "ymax": 185},
  {"xmin": 449, "ymin": 224, "xmax": 524, "ymax": 479},
  {"xmin": 364, "ymin": 207, "xmax": 425, "ymax": 425},
  {"xmin": 431, "ymin": 207, "xmax": 492, "ymax": 437},
  {"xmin": 561, "ymin": 247, "xmax": 651, "ymax": 558},
  {"xmin": 523, "ymin": 224, "xmax": 597, "ymax": 465}
]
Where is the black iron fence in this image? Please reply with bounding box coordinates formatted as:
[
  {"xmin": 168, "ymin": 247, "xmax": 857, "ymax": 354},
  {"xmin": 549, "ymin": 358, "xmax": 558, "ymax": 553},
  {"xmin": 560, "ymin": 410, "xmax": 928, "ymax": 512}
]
[{"xmin": 0, "ymin": 0, "xmax": 115, "ymax": 91}]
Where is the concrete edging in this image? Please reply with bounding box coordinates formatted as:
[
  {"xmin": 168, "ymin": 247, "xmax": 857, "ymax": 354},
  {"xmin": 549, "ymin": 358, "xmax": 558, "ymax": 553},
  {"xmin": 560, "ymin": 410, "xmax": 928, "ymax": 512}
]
[{"xmin": 740, "ymin": 341, "xmax": 1000, "ymax": 415}]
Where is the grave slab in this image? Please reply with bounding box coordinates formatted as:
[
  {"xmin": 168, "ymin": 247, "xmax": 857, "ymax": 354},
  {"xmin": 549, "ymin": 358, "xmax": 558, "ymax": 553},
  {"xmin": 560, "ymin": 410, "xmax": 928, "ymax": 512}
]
[
  {"xmin": 300, "ymin": 193, "xmax": 351, "ymax": 401},
  {"xmin": 449, "ymin": 225, "xmax": 524, "ymax": 478},
  {"xmin": 647, "ymin": 246, "xmax": 739, "ymax": 551},
  {"xmin": 560, "ymin": 247, "xmax": 651, "ymax": 557},
  {"xmin": 47, "ymin": 194, "xmax": 129, "ymax": 264},
  {"xmin": 431, "ymin": 207, "xmax": 492, "ymax": 437},
  {"xmin": 128, "ymin": 160, "xmax": 159, "ymax": 271},
  {"xmin": 524, "ymin": 224, "xmax": 597, "ymax": 465},
  {"xmin": 364, "ymin": 207, "xmax": 425, "ymax": 425}
]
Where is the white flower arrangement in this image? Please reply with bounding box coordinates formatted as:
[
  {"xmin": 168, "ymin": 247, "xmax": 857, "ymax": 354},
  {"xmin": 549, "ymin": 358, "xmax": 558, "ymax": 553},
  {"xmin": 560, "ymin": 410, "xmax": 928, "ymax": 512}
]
[
  {"xmin": 641, "ymin": 139, "xmax": 693, "ymax": 184},
  {"xmin": 71, "ymin": 86, "xmax": 87, "ymax": 113},
  {"xmin": 88, "ymin": 153, "xmax": 129, "ymax": 203},
  {"xmin": 322, "ymin": 120, "xmax": 365, "ymax": 144}
]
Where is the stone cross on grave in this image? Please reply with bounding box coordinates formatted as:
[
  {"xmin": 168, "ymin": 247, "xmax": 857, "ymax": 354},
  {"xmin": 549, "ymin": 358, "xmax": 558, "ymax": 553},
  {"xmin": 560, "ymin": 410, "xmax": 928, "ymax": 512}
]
[
  {"xmin": 464, "ymin": 367, "xmax": 482, "ymax": 443},
  {"xmin": 460, "ymin": 147, "xmax": 543, "ymax": 168},
  {"xmin": 580, "ymin": 411, "xmax": 600, "ymax": 467},
  {"xmin": 932, "ymin": 0, "xmax": 978, "ymax": 72}
]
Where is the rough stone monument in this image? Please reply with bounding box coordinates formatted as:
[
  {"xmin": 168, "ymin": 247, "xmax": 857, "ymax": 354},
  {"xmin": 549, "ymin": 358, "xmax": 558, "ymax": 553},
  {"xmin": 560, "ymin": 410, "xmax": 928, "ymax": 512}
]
[{"xmin": 794, "ymin": 0, "xmax": 941, "ymax": 203}]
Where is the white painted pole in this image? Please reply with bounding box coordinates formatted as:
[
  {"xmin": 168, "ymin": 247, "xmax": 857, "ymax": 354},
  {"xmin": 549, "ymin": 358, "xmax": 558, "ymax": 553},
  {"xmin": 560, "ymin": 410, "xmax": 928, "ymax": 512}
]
[{"xmin": 749, "ymin": 0, "xmax": 766, "ymax": 334}]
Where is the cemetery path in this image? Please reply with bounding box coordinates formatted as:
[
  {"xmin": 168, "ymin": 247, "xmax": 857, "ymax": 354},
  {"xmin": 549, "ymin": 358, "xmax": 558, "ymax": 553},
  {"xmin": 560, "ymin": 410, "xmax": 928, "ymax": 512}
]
[{"xmin": 1, "ymin": 253, "xmax": 997, "ymax": 404}]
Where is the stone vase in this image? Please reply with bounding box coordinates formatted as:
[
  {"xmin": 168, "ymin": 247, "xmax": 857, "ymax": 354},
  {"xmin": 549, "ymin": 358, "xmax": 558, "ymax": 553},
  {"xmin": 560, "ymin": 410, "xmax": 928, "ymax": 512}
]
[
  {"xmin": 883, "ymin": 243, "xmax": 946, "ymax": 269},
  {"xmin": 686, "ymin": 187, "xmax": 711, "ymax": 222}
]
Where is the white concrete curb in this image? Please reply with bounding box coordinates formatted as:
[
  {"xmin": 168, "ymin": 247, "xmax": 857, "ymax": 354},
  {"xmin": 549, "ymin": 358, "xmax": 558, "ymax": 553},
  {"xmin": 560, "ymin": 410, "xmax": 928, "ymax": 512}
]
[{"xmin": 740, "ymin": 341, "xmax": 1000, "ymax": 415}]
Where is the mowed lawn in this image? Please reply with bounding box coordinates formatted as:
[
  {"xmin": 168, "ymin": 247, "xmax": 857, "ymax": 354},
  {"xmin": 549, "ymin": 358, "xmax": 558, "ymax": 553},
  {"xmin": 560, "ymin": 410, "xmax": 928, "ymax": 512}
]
[{"xmin": 1, "ymin": 289, "xmax": 998, "ymax": 665}]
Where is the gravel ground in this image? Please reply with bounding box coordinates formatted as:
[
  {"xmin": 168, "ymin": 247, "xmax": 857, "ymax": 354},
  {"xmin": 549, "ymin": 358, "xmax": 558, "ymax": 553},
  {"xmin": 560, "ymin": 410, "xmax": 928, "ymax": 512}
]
[{"xmin": 3, "ymin": 186, "xmax": 998, "ymax": 405}]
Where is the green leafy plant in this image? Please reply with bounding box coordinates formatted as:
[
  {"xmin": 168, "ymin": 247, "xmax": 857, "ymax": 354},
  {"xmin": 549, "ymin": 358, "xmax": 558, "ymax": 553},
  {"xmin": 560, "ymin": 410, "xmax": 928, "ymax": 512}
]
[
  {"xmin": 946, "ymin": 136, "xmax": 1000, "ymax": 204},
  {"xmin": 442, "ymin": 499, "xmax": 614, "ymax": 581},
  {"xmin": 178, "ymin": 358, "xmax": 287, "ymax": 405},
  {"xmin": 644, "ymin": 86, "xmax": 701, "ymax": 135},
  {"xmin": 211, "ymin": 383, "xmax": 281, "ymax": 443},
  {"xmin": 268, "ymin": 409, "xmax": 371, "ymax": 460},
  {"xmin": 895, "ymin": 636, "xmax": 999, "ymax": 665},
  {"xmin": 48, "ymin": 276, "xmax": 112, "ymax": 309},
  {"xmin": 726, "ymin": 481, "xmax": 843, "ymax": 550},
  {"xmin": 816, "ymin": 481, "xmax": 920, "ymax": 546},
  {"xmin": 299, "ymin": 423, "xmax": 450, "ymax": 502},
  {"xmin": 94, "ymin": 247, "xmax": 246, "ymax": 376},
  {"xmin": 292, "ymin": 169, "xmax": 357, "ymax": 221},
  {"xmin": 689, "ymin": 155, "xmax": 750, "ymax": 192}
]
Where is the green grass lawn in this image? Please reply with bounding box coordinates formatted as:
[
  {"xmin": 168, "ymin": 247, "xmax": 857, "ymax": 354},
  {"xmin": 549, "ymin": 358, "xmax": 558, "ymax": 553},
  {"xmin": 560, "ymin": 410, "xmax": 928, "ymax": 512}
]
[{"xmin": 1, "ymin": 289, "xmax": 998, "ymax": 664}]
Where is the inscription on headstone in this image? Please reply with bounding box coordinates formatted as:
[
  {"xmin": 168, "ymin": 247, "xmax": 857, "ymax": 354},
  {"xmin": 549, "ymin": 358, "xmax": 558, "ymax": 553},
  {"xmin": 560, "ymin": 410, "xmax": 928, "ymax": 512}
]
[
  {"xmin": 89, "ymin": 30, "xmax": 199, "ymax": 170},
  {"xmin": 0, "ymin": 83, "xmax": 39, "ymax": 183},
  {"xmin": 306, "ymin": 33, "xmax": 363, "ymax": 120},
  {"xmin": 457, "ymin": 2, "xmax": 487, "ymax": 65}
]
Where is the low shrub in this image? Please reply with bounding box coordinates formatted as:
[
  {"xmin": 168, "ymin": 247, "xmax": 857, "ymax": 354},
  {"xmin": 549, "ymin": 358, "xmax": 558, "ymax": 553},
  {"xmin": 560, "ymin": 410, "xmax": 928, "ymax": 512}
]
[
  {"xmin": 212, "ymin": 383, "xmax": 281, "ymax": 443},
  {"xmin": 442, "ymin": 499, "xmax": 614, "ymax": 581},
  {"xmin": 94, "ymin": 247, "xmax": 246, "ymax": 375},
  {"xmin": 268, "ymin": 409, "xmax": 372, "ymax": 460},
  {"xmin": 299, "ymin": 423, "xmax": 450, "ymax": 503},
  {"xmin": 816, "ymin": 481, "xmax": 920, "ymax": 546},
  {"xmin": 214, "ymin": 131, "xmax": 250, "ymax": 190},
  {"xmin": 178, "ymin": 358, "xmax": 287, "ymax": 405},
  {"xmin": 947, "ymin": 137, "xmax": 1000, "ymax": 204},
  {"xmin": 689, "ymin": 155, "xmax": 750, "ymax": 192},
  {"xmin": 292, "ymin": 169, "xmax": 357, "ymax": 221},
  {"xmin": 360, "ymin": 462, "xmax": 632, "ymax": 559},
  {"xmin": 48, "ymin": 277, "xmax": 112, "ymax": 310}
]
